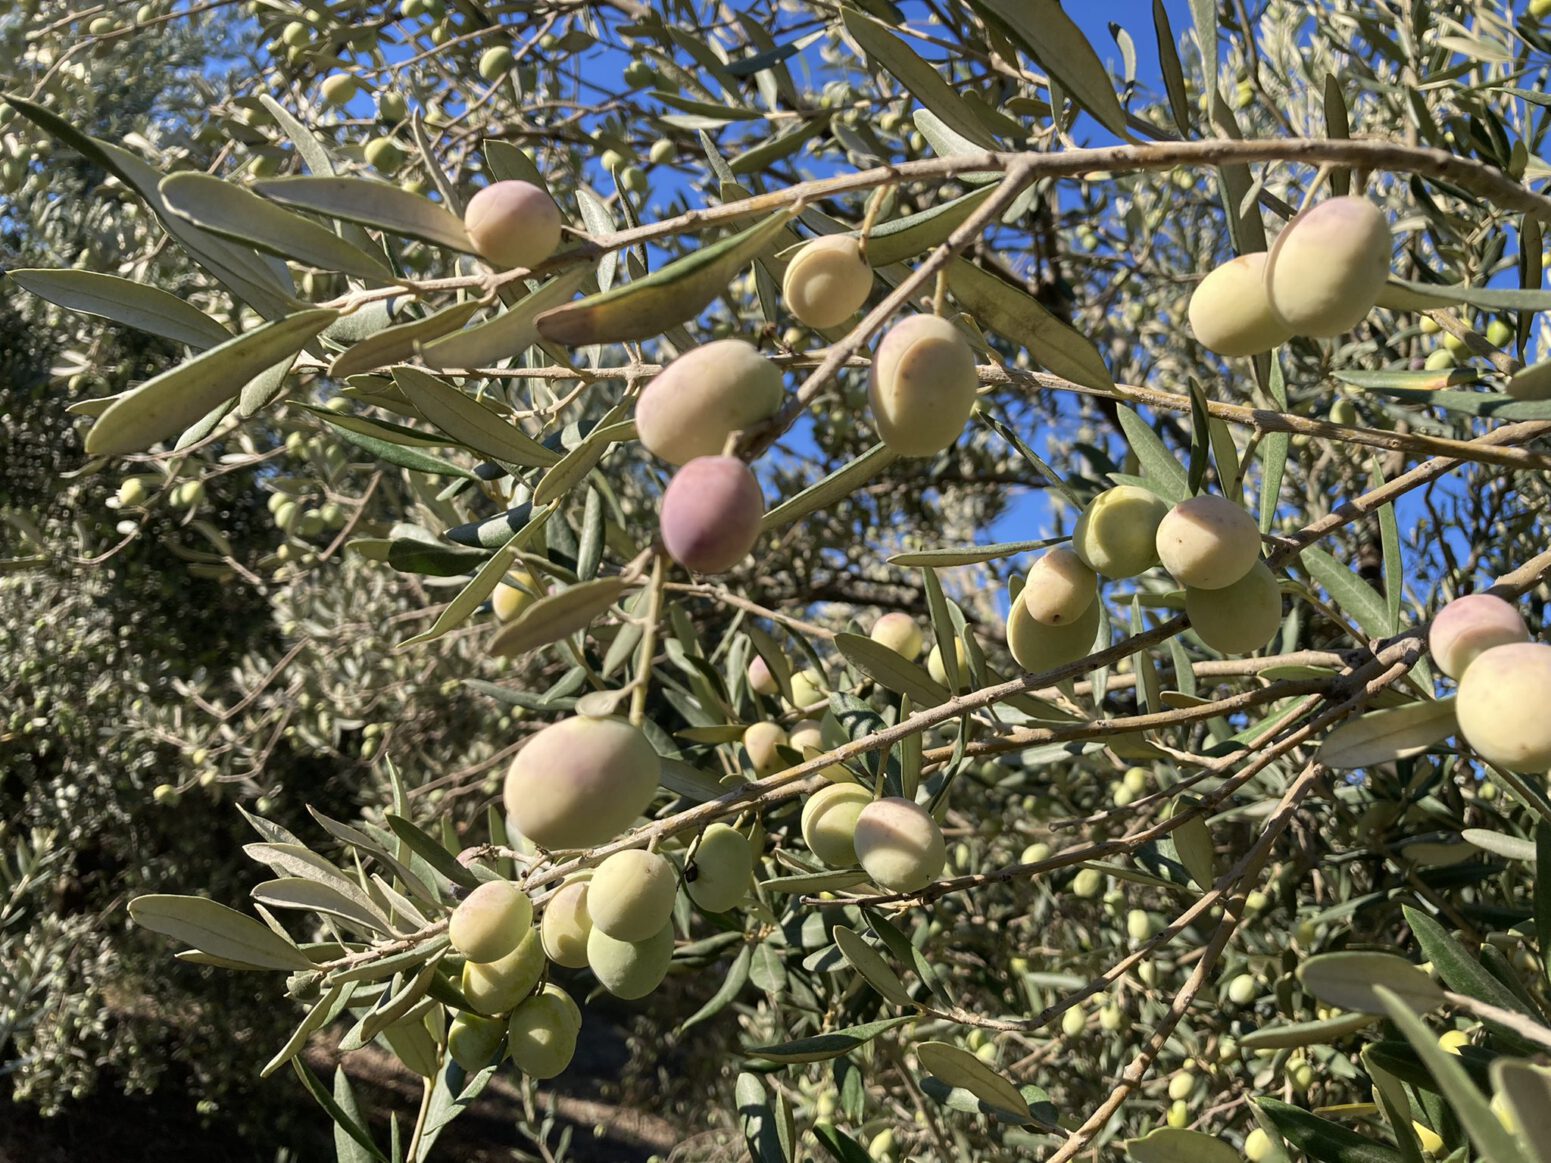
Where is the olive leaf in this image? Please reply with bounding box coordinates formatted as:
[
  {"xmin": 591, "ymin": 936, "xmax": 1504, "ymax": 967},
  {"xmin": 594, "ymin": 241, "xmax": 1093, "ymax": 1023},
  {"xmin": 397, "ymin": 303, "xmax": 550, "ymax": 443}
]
[
  {"xmin": 487, "ymin": 576, "xmax": 627, "ymax": 659},
  {"xmin": 254, "ymin": 175, "xmax": 474, "ymax": 251},
  {"xmin": 418, "ymin": 267, "xmax": 592, "ymax": 369},
  {"xmin": 391, "ymin": 366, "xmax": 559, "ymax": 466},
  {"xmin": 1126, "ymin": 1127, "xmax": 1243, "ymax": 1163},
  {"xmin": 1317, "ymin": 697, "xmax": 1457, "ymax": 770},
  {"xmin": 10, "ymin": 268, "xmax": 232, "ymax": 349},
  {"xmin": 1296, "ymin": 952, "xmax": 1445, "ymax": 1015},
  {"xmin": 128, "ymin": 894, "xmax": 314, "ymax": 970},
  {"xmin": 914, "ymin": 1041, "xmax": 1032, "ymax": 1122}
]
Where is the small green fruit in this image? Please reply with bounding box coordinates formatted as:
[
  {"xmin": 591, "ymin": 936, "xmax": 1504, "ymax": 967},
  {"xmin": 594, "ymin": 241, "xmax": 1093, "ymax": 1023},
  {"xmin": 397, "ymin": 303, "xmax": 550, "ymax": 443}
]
[
  {"xmin": 478, "ymin": 46, "xmax": 514, "ymax": 81},
  {"xmin": 449, "ymin": 880, "xmax": 533, "ymax": 964},
  {"xmin": 587, "ymin": 849, "xmax": 678, "ymax": 942}
]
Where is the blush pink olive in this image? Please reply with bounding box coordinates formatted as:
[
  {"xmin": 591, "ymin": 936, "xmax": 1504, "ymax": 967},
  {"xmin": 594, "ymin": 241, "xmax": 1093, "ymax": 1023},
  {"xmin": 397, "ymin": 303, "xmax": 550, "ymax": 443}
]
[
  {"xmin": 1456, "ymin": 643, "xmax": 1551, "ymax": 771},
  {"xmin": 660, "ymin": 456, "xmax": 765, "ymax": 574},
  {"xmin": 1185, "ymin": 560, "xmax": 1282, "ymax": 655},
  {"xmin": 448, "ymin": 879, "xmax": 533, "ymax": 964},
  {"xmin": 871, "ymin": 611, "xmax": 924, "ymax": 658},
  {"xmin": 1188, "ymin": 253, "xmax": 1292, "ymax": 357},
  {"xmin": 463, "ymin": 180, "xmax": 563, "ymax": 271},
  {"xmin": 587, "ymin": 849, "xmax": 678, "ymax": 942},
  {"xmin": 1429, "ymin": 594, "xmax": 1529, "ymax": 680},
  {"xmin": 1006, "ymin": 584, "xmax": 1103, "ymax": 673},
  {"xmin": 867, "ymin": 315, "xmax": 979, "ymax": 457},
  {"xmin": 853, "ymin": 797, "xmax": 946, "ymax": 893},
  {"xmin": 1264, "ymin": 197, "xmax": 1393, "ymax": 337},
  {"xmin": 503, "ymin": 716, "xmax": 660, "ymax": 850},
  {"xmin": 634, "ymin": 340, "xmax": 785, "ymax": 465},
  {"xmin": 747, "ymin": 654, "xmax": 780, "ymax": 696},
  {"xmin": 1021, "ymin": 547, "xmax": 1097, "ymax": 626},
  {"xmin": 743, "ymin": 721, "xmax": 789, "ymax": 777},
  {"xmin": 782, "ymin": 234, "xmax": 873, "ymax": 329},
  {"xmin": 1155, "ymin": 494, "xmax": 1262, "ymax": 590}
]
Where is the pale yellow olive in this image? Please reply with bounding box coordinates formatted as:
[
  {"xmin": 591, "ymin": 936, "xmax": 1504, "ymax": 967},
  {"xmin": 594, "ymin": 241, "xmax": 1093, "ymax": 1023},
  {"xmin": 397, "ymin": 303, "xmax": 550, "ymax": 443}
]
[
  {"xmin": 503, "ymin": 716, "xmax": 660, "ymax": 849},
  {"xmin": 870, "ymin": 611, "xmax": 924, "ymax": 658},
  {"xmin": 1507, "ymin": 360, "xmax": 1551, "ymax": 401},
  {"xmin": 634, "ymin": 340, "xmax": 785, "ymax": 466},
  {"xmin": 1186, "ymin": 561, "xmax": 1282, "ymax": 655},
  {"xmin": 1021, "ymin": 546, "xmax": 1097, "ymax": 627},
  {"xmin": 587, "ymin": 921, "xmax": 674, "ymax": 999},
  {"xmin": 852, "ymin": 797, "xmax": 945, "ymax": 893},
  {"xmin": 1456, "ymin": 642, "xmax": 1551, "ymax": 770},
  {"xmin": 1429, "ymin": 593, "xmax": 1528, "ymax": 680},
  {"xmin": 789, "ymin": 718, "xmax": 852, "ymax": 783},
  {"xmin": 1264, "ymin": 196, "xmax": 1393, "ymax": 337},
  {"xmin": 1187, "ymin": 253, "xmax": 1292, "ymax": 356},
  {"xmin": 789, "ymin": 668, "xmax": 826, "ymax": 710},
  {"xmin": 463, "ymin": 180, "xmax": 563, "ymax": 270},
  {"xmin": 1006, "ymin": 586, "xmax": 1102, "ymax": 673},
  {"xmin": 461, "ymin": 926, "xmax": 544, "ymax": 1015},
  {"xmin": 364, "ymin": 137, "xmax": 405, "ymax": 171},
  {"xmin": 782, "ymin": 234, "xmax": 873, "ymax": 329},
  {"xmin": 587, "ymin": 849, "xmax": 678, "ymax": 942},
  {"xmin": 1072, "ymin": 486, "xmax": 1170, "ymax": 578},
  {"xmin": 867, "ymin": 315, "xmax": 979, "ymax": 457},
  {"xmin": 926, "ymin": 638, "xmax": 969, "ymax": 689},
  {"xmin": 743, "ymin": 721, "xmax": 789, "ymax": 777},
  {"xmin": 491, "ymin": 569, "xmax": 541, "ymax": 622},
  {"xmin": 507, "ymin": 989, "xmax": 579, "ymax": 1078},
  {"xmin": 1155, "ymin": 494, "xmax": 1261, "ymax": 590},
  {"xmin": 800, "ymin": 783, "xmax": 872, "ymax": 867},
  {"xmin": 447, "ymin": 1012, "xmax": 506, "ymax": 1070},
  {"xmin": 320, "ymin": 73, "xmax": 357, "ymax": 107},
  {"xmin": 685, "ymin": 823, "xmax": 754, "ymax": 913},
  {"xmin": 539, "ymin": 877, "xmax": 592, "ymax": 968},
  {"xmin": 448, "ymin": 879, "xmax": 533, "ymax": 964}
]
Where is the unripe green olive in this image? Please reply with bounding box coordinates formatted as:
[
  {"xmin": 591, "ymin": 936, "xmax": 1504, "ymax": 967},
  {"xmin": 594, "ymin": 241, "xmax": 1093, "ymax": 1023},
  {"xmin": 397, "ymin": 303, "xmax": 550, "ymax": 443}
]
[
  {"xmin": 296, "ymin": 509, "xmax": 325, "ymax": 537},
  {"xmin": 447, "ymin": 1011, "xmax": 506, "ymax": 1070},
  {"xmin": 926, "ymin": 638, "xmax": 968, "ymax": 689},
  {"xmin": 1021, "ymin": 546, "xmax": 1097, "ymax": 626},
  {"xmin": 320, "ymin": 73, "xmax": 358, "ymax": 108},
  {"xmin": 506, "ymin": 988, "xmax": 579, "ymax": 1078},
  {"xmin": 1099, "ymin": 1004, "xmax": 1126, "ymax": 1031},
  {"xmin": 685, "ymin": 823, "xmax": 754, "ymax": 913},
  {"xmin": 1443, "ymin": 331, "xmax": 1469, "ymax": 357},
  {"xmin": 800, "ymin": 783, "xmax": 872, "ymax": 867},
  {"xmin": 870, "ymin": 611, "xmax": 923, "ymax": 658},
  {"xmin": 587, "ymin": 921, "xmax": 674, "ymax": 999},
  {"xmin": 1072, "ymin": 486, "xmax": 1170, "ymax": 578},
  {"xmin": 867, "ymin": 315, "xmax": 979, "ymax": 457},
  {"xmin": 587, "ymin": 849, "xmax": 678, "ymax": 941},
  {"xmin": 623, "ymin": 59, "xmax": 656, "ymax": 88},
  {"xmin": 1424, "ymin": 348, "xmax": 1456, "ymax": 371},
  {"xmin": 463, "ymin": 180, "xmax": 563, "ymax": 270},
  {"xmin": 1127, "ymin": 909, "xmax": 1157, "ymax": 941},
  {"xmin": 619, "ymin": 166, "xmax": 648, "ymax": 195},
  {"xmin": 1155, "ymin": 494, "xmax": 1261, "ymax": 590},
  {"xmin": 491, "ymin": 569, "xmax": 541, "ymax": 622},
  {"xmin": 1507, "ymin": 359, "xmax": 1551, "ymax": 401},
  {"xmin": 635, "ymin": 340, "xmax": 784, "ymax": 465},
  {"xmin": 1264, "ymin": 196, "xmax": 1393, "ymax": 337},
  {"xmin": 1429, "ymin": 593, "xmax": 1528, "ymax": 679},
  {"xmin": 503, "ymin": 716, "xmax": 660, "ymax": 849},
  {"xmin": 1456, "ymin": 642, "xmax": 1551, "ymax": 770},
  {"xmin": 1330, "ymin": 397, "xmax": 1359, "ymax": 426},
  {"xmin": 1244, "ymin": 1128, "xmax": 1271, "ymax": 1161},
  {"xmin": 478, "ymin": 45, "xmax": 514, "ymax": 81},
  {"xmin": 378, "ymin": 92, "xmax": 407, "ymax": 122},
  {"xmin": 281, "ymin": 20, "xmax": 309, "ymax": 46},
  {"xmin": 1071, "ymin": 868, "xmax": 1104, "ymax": 897},
  {"xmin": 364, "ymin": 137, "xmax": 406, "ymax": 172},
  {"xmin": 1486, "ymin": 319, "xmax": 1514, "ymax": 348},
  {"xmin": 1166, "ymin": 1099, "xmax": 1189, "ymax": 1128},
  {"xmin": 461, "ymin": 925, "xmax": 544, "ymax": 1015},
  {"xmin": 789, "ymin": 668, "xmax": 826, "ymax": 710},
  {"xmin": 1187, "ymin": 253, "xmax": 1291, "ymax": 356},
  {"xmin": 449, "ymin": 879, "xmax": 533, "ymax": 963},
  {"xmin": 853, "ymin": 797, "xmax": 945, "ymax": 892},
  {"xmin": 1168, "ymin": 1071, "xmax": 1195, "ymax": 1101},
  {"xmin": 660, "ymin": 456, "xmax": 764, "ymax": 574},
  {"xmin": 1226, "ymin": 972, "xmax": 1258, "ymax": 1005},
  {"xmin": 1006, "ymin": 585, "xmax": 1102, "ymax": 673},
  {"xmin": 649, "ymin": 138, "xmax": 674, "ymax": 165},
  {"xmin": 1186, "ymin": 561, "xmax": 1281, "ymax": 655},
  {"xmin": 540, "ymin": 877, "xmax": 592, "ymax": 967},
  {"xmin": 88, "ymin": 16, "xmax": 117, "ymax": 34},
  {"xmin": 743, "ymin": 721, "xmax": 788, "ymax": 777},
  {"xmin": 788, "ymin": 719, "xmax": 852, "ymax": 783},
  {"xmin": 1061, "ymin": 1006, "xmax": 1086, "ymax": 1037},
  {"xmin": 747, "ymin": 654, "xmax": 780, "ymax": 696},
  {"xmin": 601, "ymin": 149, "xmax": 625, "ymax": 173},
  {"xmin": 117, "ymin": 478, "xmax": 149, "ymax": 507},
  {"xmin": 782, "ymin": 235, "xmax": 873, "ymax": 329}
]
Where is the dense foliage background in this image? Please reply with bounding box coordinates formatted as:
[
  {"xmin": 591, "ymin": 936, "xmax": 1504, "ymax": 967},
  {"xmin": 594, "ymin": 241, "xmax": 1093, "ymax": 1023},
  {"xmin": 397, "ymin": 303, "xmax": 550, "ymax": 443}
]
[{"xmin": 5, "ymin": 0, "xmax": 1551, "ymax": 1160}]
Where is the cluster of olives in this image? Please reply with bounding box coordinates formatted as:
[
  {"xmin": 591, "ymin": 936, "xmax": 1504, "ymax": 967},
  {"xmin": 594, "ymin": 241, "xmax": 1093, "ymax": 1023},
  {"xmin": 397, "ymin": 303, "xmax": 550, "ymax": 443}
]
[
  {"xmin": 1189, "ymin": 196, "xmax": 1393, "ymax": 356},
  {"xmin": 1010, "ymin": 488, "xmax": 1278, "ymax": 664},
  {"xmin": 1431, "ymin": 593, "xmax": 1551, "ymax": 771}
]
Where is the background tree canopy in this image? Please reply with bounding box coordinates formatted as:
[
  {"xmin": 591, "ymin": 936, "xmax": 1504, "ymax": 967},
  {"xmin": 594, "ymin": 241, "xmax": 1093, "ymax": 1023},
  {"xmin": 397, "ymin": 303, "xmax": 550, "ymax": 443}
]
[{"xmin": 5, "ymin": 0, "xmax": 1551, "ymax": 1160}]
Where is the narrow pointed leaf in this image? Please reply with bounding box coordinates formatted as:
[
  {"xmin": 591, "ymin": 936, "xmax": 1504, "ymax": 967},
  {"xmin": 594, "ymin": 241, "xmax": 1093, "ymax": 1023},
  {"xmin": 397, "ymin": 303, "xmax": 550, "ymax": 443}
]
[
  {"xmin": 419, "ymin": 267, "xmax": 592, "ymax": 369},
  {"xmin": 10, "ymin": 268, "xmax": 232, "ymax": 349},
  {"xmin": 128, "ymin": 894, "xmax": 314, "ymax": 970},
  {"xmin": 1317, "ymin": 698, "xmax": 1456, "ymax": 770},
  {"xmin": 254, "ymin": 175, "xmax": 474, "ymax": 251},
  {"xmin": 487, "ymin": 576, "xmax": 626, "ymax": 659},
  {"xmin": 392, "ymin": 366, "xmax": 559, "ymax": 466}
]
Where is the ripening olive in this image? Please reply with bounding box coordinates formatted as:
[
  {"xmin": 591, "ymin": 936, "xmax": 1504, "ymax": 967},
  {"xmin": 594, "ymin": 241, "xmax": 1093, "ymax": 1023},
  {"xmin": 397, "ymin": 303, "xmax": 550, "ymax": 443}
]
[
  {"xmin": 800, "ymin": 783, "xmax": 872, "ymax": 867},
  {"xmin": 1264, "ymin": 197, "xmax": 1393, "ymax": 337},
  {"xmin": 870, "ymin": 611, "xmax": 924, "ymax": 658},
  {"xmin": 320, "ymin": 73, "xmax": 358, "ymax": 107},
  {"xmin": 1021, "ymin": 546, "xmax": 1097, "ymax": 626},
  {"xmin": 1428, "ymin": 593, "xmax": 1528, "ymax": 680},
  {"xmin": 1072, "ymin": 486, "xmax": 1170, "ymax": 579},
  {"xmin": 867, "ymin": 315, "xmax": 979, "ymax": 457},
  {"xmin": 506, "ymin": 988, "xmax": 579, "ymax": 1078},
  {"xmin": 743, "ymin": 722, "xmax": 789, "ymax": 777},
  {"xmin": 539, "ymin": 877, "xmax": 592, "ymax": 968},
  {"xmin": 449, "ymin": 879, "xmax": 533, "ymax": 964},
  {"xmin": 686, "ymin": 823, "xmax": 754, "ymax": 913},
  {"xmin": 634, "ymin": 340, "xmax": 785, "ymax": 465},
  {"xmin": 503, "ymin": 716, "xmax": 660, "ymax": 849},
  {"xmin": 1507, "ymin": 360, "xmax": 1551, "ymax": 401},
  {"xmin": 1456, "ymin": 642, "xmax": 1551, "ymax": 770},
  {"xmin": 747, "ymin": 654, "xmax": 780, "ymax": 696},
  {"xmin": 587, "ymin": 921, "xmax": 674, "ymax": 999},
  {"xmin": 447, "ymin": 1011, "xmax": 506, "ymax": 1071},
  {"xmin": 1006, "ymin": 585, "xmax": 1102, "ymax": 673},
  {"xmin": 587, "ymin": 849, "xmax": 678, "ymax": 942},
  {"xmin": 782, "ymin": 234, "xmax": 873, "ymax": 329},
  {"xmin": 789, "ymin": 718, "xmax": 852, "ymax": 783},
  {"xmin": 926, "ymin": 638, "xmax": 968, "ymax": 689},
  {"xmin": 461, "ymin": 925, "xmax": 544, "ymax": 1015},
  {"xmin": 852, "ymin": 797, "xmax": 945, "ymax": 892},
  {"xmin": 1186, "ymin": 561, "xmax": 1282, "ymax": 655},
  {"xmin": 463, "ymin": 180, "xmax": 563, "ymax": 271},
  {"xmin": 1187, "ymin": 253, "xmax": 1292, "ymax": 356},
  {"xmin": 1155, "ymin": 494, "xmax": 1261, "ymax": 590},
  {"xmin": 659, "ymin": 456, "xmax": 764, "ymax": 574}
]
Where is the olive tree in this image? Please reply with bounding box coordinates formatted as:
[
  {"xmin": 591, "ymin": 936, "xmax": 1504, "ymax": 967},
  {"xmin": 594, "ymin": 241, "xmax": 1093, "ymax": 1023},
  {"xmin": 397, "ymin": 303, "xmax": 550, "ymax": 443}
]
[{"xmin": 7, "ymin": 0, "xmax": 1551, "ymax": 1159}]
